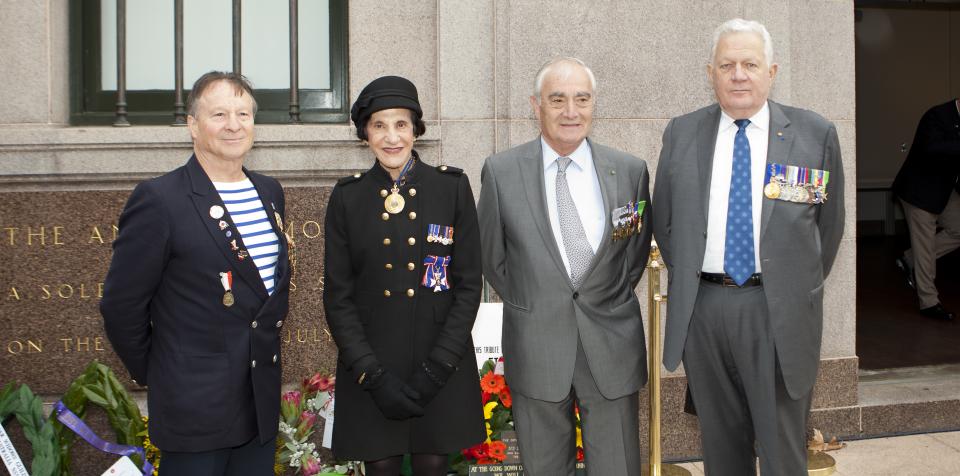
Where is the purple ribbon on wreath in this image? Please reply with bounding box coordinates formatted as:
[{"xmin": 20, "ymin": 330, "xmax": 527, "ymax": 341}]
[{"xmin": 53, "ymin": 401, "xmax": 154, "ymax": 475}]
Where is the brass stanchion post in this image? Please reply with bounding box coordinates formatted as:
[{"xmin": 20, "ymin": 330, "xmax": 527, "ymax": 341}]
[{"xmin": 643, "ymin": 242, "xmax": 690, "ymax": 476}]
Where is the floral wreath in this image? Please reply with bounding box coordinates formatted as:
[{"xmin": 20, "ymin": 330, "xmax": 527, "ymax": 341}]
[
  {"xmin": 51, "ymin": 361, "xmax": 156, "ymax": 475},
  {"xmin": 0, "ymin": 383, "xmax": 60, "ymax": 476},
  {"xmin": 451, "ymin": 358, "xmax": 583, "ymax": 475}
]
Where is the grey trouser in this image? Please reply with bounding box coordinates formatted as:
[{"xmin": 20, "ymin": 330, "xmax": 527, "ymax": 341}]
[
  {"xmin": 902, "ymin": 191, "xmax": 960, "ymax": 308},
  {"xmin": 683, "ymin": 281, "xmax": 812, "ymax": 476},
  {"xmin": 512, "ymin": 338, "xmax": 641, "ymax": 476}
]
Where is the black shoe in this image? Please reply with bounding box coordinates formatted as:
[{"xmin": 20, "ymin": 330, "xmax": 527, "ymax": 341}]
[
  {"xmin": 895, "ymin": 257, "xmax": 916, "ymax": 290},
  {"xmin": 920, "ymin": 304, "xmax": 955, "ymax": 321}
]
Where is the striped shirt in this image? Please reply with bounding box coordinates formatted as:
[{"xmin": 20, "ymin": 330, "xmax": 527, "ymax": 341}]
[{"xmin": 213, "ymin": 178, "xmax": 280, "ymax": 295}]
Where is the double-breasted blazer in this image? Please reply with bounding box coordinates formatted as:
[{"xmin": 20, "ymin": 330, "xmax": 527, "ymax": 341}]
[
  {"xmin": 478, "ymin": 138, "xmax": 652, "ymax": 402},
  {"xmin": 101, "ymin": 155, "xmax": 291, "ymax": 452},
  {"xmin": 323, "ymin": 156, "xmax": 484, "ymax": 459},
  {"xmin": 654, "ymin": 101, "xmax": 845, "ymax": 399}
]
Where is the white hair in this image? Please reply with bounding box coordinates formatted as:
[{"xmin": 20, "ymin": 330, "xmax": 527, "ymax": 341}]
[
  {"xmin": 711, "ymin": 18, "xmax": 774, "ymax": 66},
  {"xmin": 532, "ymin": 57, "xmax": 597, "ymax": 102}
]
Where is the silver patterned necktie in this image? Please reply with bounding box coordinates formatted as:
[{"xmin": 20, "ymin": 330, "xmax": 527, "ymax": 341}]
[{"xmin": 556, "ymin": 157, "xmax": 595, "ymax": 288}]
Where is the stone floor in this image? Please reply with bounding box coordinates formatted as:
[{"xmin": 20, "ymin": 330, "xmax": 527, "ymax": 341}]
[{"xmin": 673, "ymin": 430, "xmax": 960, "ymax": 475}]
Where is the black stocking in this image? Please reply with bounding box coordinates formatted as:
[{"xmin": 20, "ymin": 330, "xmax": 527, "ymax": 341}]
[
  {"xmin": 410, "ymin": 453, "xmax": 449, "ymax": 476},
  {"xmin": 364, "ymin": 455, "xmax": 403, "ymax": 476}
]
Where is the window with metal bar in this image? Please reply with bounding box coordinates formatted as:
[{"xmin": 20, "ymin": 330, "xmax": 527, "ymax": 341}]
[{"xmin": 70, "ymin": 0, "xmax": 348, "ymax": 125}]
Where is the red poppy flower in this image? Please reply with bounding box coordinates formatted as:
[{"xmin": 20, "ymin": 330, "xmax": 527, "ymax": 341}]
[
  {"xmin": 488, "ymin": 440, "xmax": 507, "ymax": 461},
  {"xmin": 577, "ymin": 447, "xmax": 585, "ymax": 461},
  {"xmin": 481, "ymin": 390, "xmax": 492, "ymax": 405},
  {"xmin": 498, "ymin": 386, "xmax": 512, "ymax": 408}
]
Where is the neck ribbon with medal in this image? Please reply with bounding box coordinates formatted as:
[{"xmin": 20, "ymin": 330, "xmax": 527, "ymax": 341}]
[{"xmin": 384, "ymin": 156, "xmax": 416, "ymax": 214}]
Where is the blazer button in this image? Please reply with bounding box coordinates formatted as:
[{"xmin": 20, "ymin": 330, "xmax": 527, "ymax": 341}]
[
  {"xmin": 383, "ymin": 238, "xmax": 391, "ymax": 246},
  {"xmin": 380, "ymin": 189, "xmax": 389, "ymax": 197},
  {"xmin": 409, "ymin": 188, "xmax": 417, "ymax": 197},
  {"xmin": 272, "ymin": 354, "xmax": 278, "ymax": 363},
  {"xmin": 251, "ymin": 360, "xmax": 257, "ymax": 368},
  {"xmin": 276, "ymin": 320, "xmax": 283, "ymax": 328},
  {"xmin": 385, "ymin": 263, "xmax": 394, "ymax": 270},
  {"xmin": 251, "ymin": 320, "xmax": 258, "ymax": 329},
  {"xmin": 573, "ymin": 291, "xmax": 579, "ymax": 299},
  {"xmin": 408, "ymin": 237, "xmax": 416, "ymax": 245},
  {"xmin": 407, "ymin": 262, "xmax": 415, "ymax": 271},
  {"xmin": 407, "ymin": 289, "xmax": 415, "ymax": 297},
  {"xmin": 384, "ymin": 290, "xmax": 392, "ymax": 297},
  {"xmin": 381, "ymin": 213, "xmax": 389, "ymax": 221},
  {"xmin": 408, "ymin": 211, "xmax": 417, "ymax": 220},
  {"xmin": 696, "ymin": 270, "xmax": 701, "ymax": 277}
]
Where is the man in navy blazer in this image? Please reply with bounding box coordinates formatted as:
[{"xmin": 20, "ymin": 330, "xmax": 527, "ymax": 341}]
[{"xmin": 101, "ymin": 72, "xmax": 291, "ymax": 475}]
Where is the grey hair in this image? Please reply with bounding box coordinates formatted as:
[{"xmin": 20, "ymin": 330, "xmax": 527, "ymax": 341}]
[
  {"xmin": 532, "ymin": 57, "xmax": 597, "ymax": 102},
  {"xmin": 711, "ymin": 18, "xmax": 774, "ymax": 66}
]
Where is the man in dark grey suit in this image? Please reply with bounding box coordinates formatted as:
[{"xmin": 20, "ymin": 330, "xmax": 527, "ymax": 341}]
[
  {"xmin": 653, "ymin": 19, "xmax": 844, "ymax": 475},
  {"xmin": 478, "ymin": 57, "xmax": 652, "ymax": 476}
]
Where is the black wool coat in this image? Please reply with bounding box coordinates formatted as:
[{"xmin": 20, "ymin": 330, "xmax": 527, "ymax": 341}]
[{"xmin": 323, "ymin": 155, "xmax": 485, "ymax": 460}]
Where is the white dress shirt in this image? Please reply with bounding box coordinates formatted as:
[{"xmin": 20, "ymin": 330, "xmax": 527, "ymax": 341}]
[
  {"xmin": 542, "ymin": 138, "xmax": 605, "ymax": 276},
  {"xmin": 702, "ymin": 102, "xmax": 769, "ymax": 273}
]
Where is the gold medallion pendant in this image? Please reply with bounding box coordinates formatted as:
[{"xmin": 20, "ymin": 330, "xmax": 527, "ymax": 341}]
[
  {"xmin": 223, "ymin": 290, "xmax": 235, "ymax": 307},
  {"xmin": 384, "ymin": 186, "xmax": 406, "ymax": 214},
  {"xmin": 764, "ymin": 181, "xmax": 781, "ymax": 199}
]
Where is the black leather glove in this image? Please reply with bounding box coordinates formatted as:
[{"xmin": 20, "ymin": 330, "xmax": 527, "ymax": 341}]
[
  {"xmin": 408, "ymin": 358, "xmax": 456, "ymax": 406},
  {"xmin": 362, "ymin": 367, "xmax": 424, "ymax": 420}
]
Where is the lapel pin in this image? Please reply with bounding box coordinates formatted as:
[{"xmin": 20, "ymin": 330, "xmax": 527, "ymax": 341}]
[
  {"xmin": 225, "ymin": 230, "xmax": 233, "ymax": 238},
  {"xmin": 218, "ymin": 220, "xmax": 228, "ymax": 230},
  {"xmin": 230, "ymin": 239, "xmax": 239, "ymax": 251},
  {"xmin": 209, "ymin": 205, "xmax": 225, "ymax": 219},
  {"xmin": 238, "ymin": 250, "xmax": 249, "ymax": 260},
  {"xmin": 777, "ymin": 131, "xmax": 785, "ymax": 140},
  {"xmin": 610, "ymin": 170, "xmax": 616, "ymax": 175}
]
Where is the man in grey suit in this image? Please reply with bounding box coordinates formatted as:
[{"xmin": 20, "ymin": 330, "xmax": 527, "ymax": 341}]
[
  {"xmin": 478, "ymin": 57, "xmax": 652, "ymax": 476},
  {"xmin": 653, "ymin": 19, "xmax": 844, "ymax": 475}
]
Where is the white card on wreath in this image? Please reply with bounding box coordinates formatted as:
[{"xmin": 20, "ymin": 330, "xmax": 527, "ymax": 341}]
[
  {"xmin": 471, "ymin": 303, "xmax": 503, "ymax": 368},
  {"xmin": 101, "ymin": 456, "xmax": 141, "ymax": 476},
  {"xmin": 0, "ymin": 423, "xmax": 29, "ymax": 476}
]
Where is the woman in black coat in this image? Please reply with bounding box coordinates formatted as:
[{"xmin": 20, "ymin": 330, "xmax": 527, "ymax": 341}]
[{"xmin": 323, "ymin": 76, "xmax": 485, "ymax": 475}]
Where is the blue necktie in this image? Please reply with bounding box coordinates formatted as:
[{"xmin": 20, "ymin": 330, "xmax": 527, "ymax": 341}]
[{"xmin": 724, "ymin": 119, "xmax": 755, "ymax": 286}]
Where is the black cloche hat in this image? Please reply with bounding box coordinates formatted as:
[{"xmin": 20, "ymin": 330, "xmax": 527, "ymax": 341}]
[{"xmin": 350, "ymin": 75, "xmax": 423, "ymax": 127}]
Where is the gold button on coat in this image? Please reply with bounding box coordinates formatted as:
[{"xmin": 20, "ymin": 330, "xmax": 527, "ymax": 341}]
[
  {"xmin": 408, "ymin": 212, "xmax": 417, "ymax": 220},
  {"xmin": 381, "ymin": 213, "xmax": 389, "ymax": 221},
  {"xmin": 406, "ymin": 289, "xmax": 415, "ymax": 297},
  {"xmin": 409, "ymin": 188, "xmax": 417, "ymax": 197},
  {"xmin": 383, "ymin": 238, "xmax": 391, "ymax": 245},
  {"xmin": 384, "ymin": 290, "xmax": 391, "ymax": 297},
  {"xmin": 251, "ymin": 321, "xmax": 258, "ymax": 329},
  {"xmin": 408, "ymin": 237, "xmax": 416, "ymax": 245},
  {"xmin": 407, "ymin": 262, "xmax": 415, "ymax": 270},
  {"xmin": 380, "ymin": 189, "xmax": 388, "ymax": 197},
  {"xmin": 385, "ymin": 263, "xmax": 393, "ymax": 270}
]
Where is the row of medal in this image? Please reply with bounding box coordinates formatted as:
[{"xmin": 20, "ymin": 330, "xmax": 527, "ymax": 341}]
[
  {"xmin": 763, "ymin": 163, "xmax": 830, "ymax": 204},
  {"xmin": 611, "ymin": 200, "xmax": 646, "ymax": 241},
  {"xmin": 426, "ymin": 224, "xmax": 454, "ymax": 245}
]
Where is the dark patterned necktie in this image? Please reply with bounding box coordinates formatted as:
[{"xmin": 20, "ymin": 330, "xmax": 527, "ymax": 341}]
[
  {"xmin": 556, "ymin": 157, "xmax": 594, "ymax": 288},
  {"xmin": 723, "ymin": 119, "xmax": 756, "ymax": 286}
]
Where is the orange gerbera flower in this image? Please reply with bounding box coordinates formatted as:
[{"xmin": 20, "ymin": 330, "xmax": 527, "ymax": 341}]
[
  {"xmin": 480, "ymin": 372, "xmax": 505, "ymax": 394},
  {"xmin": 488, "ymin": 440, "xmax": 507, "ymax": 461},
  {"xmin": 499, "ymin": 386, "xmax": 512, "ymax": 408}
]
